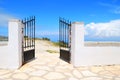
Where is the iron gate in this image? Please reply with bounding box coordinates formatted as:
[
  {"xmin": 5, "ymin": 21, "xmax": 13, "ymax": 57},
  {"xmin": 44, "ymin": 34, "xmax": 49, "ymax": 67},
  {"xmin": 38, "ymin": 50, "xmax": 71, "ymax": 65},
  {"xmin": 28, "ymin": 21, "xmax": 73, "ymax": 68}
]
[
  {"xmin": 59, "ymin": 17, "xmax": 71, "ymax": 63},
  {"xmin": 22, "ymin": 16, "xmax": 35, "ymax": 64}
]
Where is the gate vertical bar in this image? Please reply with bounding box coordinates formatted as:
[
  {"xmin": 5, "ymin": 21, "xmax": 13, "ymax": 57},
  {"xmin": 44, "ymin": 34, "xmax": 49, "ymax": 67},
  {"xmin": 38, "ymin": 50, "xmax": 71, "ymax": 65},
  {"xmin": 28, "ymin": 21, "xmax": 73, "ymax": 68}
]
[
  {"xmin": 63, "ymin": 19, "xmax": 65, "ymax": 48},
  {"xmin": 69, "ymin": 21, "xmax": 71, "ymax": 48},
  {"xmin": 62, "ymin": 19, "xmax": 63, "ymax": 47},
  {"xmin": 67, "ymin": 22, "xmax": 69, "ymax": 48},
  {"xmin": 34, "ymin": 16, "xmax": 35, "ymax": 48},
  {"xmin": 59, "ymin": 17, "xmax": 61, "ymax": 48},
  {"xmin": 64, "ymin": 20, "xmax": 67, "ymax": 48},
  {"xmin": 32, "ymin": 16, "xmax": 34, "ymax": 47},
  {"xmin": 26, "ymin": 18, "xmax": 28, "ymax": 47},
  {"xmin": 30, "ymin": 17, "xmax": 31, "ymax": 48},
  {"xmin": 25, "ymin": 19, "xmax": 26, "ymax": 48}
]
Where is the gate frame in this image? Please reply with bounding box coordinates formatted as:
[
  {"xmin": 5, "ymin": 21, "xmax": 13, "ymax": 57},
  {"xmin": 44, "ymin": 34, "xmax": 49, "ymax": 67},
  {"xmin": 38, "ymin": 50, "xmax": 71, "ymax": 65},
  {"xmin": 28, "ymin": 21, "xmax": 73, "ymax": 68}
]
[
  {"xmin": 22, "ymin": 16, "xmax": 35, "ymax": 64},
  {"xmin": 59, "ymin": 17, "xmax": 71, "ymax": 63}
]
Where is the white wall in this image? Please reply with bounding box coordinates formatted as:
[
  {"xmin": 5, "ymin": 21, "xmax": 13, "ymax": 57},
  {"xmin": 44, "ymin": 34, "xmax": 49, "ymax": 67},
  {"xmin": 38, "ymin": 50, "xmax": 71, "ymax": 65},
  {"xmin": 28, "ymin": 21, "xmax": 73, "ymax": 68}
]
[
  {"xmin": 0, "ymin": 46, "xmax": 9, "ymax": 68},
  {"xmin": 0, "ymin": 19, "xmax": 23, "ymax": 69},
  {"xmin": 74, "ymin": 47, "xmax": 120, "ymax": 67},
  {"xmin": 71, "ymin": 22, "xmax": 120, "ymax": 67}
]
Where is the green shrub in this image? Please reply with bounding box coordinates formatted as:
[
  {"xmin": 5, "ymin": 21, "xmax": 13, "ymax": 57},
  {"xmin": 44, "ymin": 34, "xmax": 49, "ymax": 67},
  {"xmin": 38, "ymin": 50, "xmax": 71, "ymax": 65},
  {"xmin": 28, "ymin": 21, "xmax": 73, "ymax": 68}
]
[{"xmin": 42, "ymin": 37, "xmax": 50, "ymax": 41}]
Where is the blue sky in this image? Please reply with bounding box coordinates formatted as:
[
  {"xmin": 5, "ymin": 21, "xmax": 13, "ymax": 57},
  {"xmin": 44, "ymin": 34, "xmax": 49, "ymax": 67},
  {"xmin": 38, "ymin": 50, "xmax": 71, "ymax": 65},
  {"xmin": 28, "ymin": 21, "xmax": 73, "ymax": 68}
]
[{"xmin": 0, "ymin": 0, "xmax": 120, "ymax": 42}]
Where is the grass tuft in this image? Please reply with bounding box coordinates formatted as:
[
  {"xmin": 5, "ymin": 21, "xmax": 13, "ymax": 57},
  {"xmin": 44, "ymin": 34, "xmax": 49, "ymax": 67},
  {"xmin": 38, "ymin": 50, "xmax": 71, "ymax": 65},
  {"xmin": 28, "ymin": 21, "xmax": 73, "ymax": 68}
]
[{"xmin": 46, "ymin": 50, "xmax": 58, "ymax": 53}]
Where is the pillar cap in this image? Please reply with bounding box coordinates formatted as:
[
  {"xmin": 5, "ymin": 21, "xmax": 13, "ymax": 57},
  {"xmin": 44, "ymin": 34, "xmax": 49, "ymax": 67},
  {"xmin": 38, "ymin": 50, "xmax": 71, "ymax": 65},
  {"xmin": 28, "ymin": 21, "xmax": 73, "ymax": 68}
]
[
  {"xmin": 72, "ymin": 22, "xmax": 84, "ymax": 24},
  {"xmin": 9, "ymin": 19, "xmax": 21, "ymax": 22}
]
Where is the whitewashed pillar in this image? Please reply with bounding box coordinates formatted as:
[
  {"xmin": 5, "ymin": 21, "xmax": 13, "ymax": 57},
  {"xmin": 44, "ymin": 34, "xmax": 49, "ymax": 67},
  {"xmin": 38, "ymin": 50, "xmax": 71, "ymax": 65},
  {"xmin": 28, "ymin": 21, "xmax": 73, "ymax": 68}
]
[
  {"xmin": 8, "ymin": 19, "xmax": 23, "ymax": 69},
  {"xmin": 71, "ymin": 22, "xmax": 84, "ymax": 65}
]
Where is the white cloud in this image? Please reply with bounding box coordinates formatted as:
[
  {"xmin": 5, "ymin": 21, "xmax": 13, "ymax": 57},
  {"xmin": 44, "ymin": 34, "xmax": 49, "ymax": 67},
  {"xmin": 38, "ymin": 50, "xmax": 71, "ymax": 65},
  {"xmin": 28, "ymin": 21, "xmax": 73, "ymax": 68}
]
[
  {"xmin": 0, "ymin": 13, "xmax": 15, "ymax": 27},
  {"xmin": 0, "ymin": 6, "xmax": 17, "ymax": 27},
  {"xmin": 85, "ymin": 19, "xmax": 120, "ymax": 38}
]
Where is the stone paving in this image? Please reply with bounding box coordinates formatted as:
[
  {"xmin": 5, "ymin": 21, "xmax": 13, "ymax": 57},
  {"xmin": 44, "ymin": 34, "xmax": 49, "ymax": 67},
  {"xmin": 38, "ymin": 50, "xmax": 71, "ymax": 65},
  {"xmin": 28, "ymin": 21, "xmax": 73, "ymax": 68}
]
[{"xmin": 0, "ymin": 40, "xmax": 120, "ymax": 80}]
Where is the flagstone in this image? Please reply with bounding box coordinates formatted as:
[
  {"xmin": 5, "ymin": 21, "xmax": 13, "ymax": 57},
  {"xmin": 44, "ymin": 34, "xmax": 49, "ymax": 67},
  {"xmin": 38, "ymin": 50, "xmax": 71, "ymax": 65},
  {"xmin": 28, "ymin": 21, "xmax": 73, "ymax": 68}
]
[
  {"xmin": 0, "ymin": 73, "xmax": 12, "ymax": 79},
  {"xmin": 110, "ymin": 70, "xmax": 120, "ymax": 76},
  {"xmin": 68, "ymin": 77, "xmax": 79, "ymax": 80},
  {"xmin": 104, "ymin": 66, "xmax": 120, "ymax": 71},
  {"xmin": 115, "ymin": 77, "xmax": 120, "ymax": 80},
  {"xmin": 99, "ymin": 71, "xmax": 115, "ymax": 76},
  {"xmin": 29, "ymin": 77, "xmax": 45, "ymax": 80},
  {"xmin": 99, "ymin": 71, "xmax": 115, "ymax": 79},
  {"xmin": 77, "ymin": 67, "xmax": 89, "ymax": 71},
  {"xmin": 90, "ymin": 66, "xmax": 104, "ymax": 73},
  {"xmin": 44, "ymin": 72, "xmax": 66, "ymax": 80},
  {"xmin": 81, "ymin": 77, "xmax": 103, "ymax": 80},
  {"xmin": 81, "ymin": 70, "xmax": 97, "ymax": 77},
  {"xmin": 55, "ymin": 66, "xmax": 71, "ymax": 73},
  {"xmin": 12, "ymin": 73, "xmax": 29, "ymax": 80},
  {"xmin": 29, "ymin": 70, "xmax": 47, "ymax": 76},
  {"xmin": 73, "ymin": 69, "xmax": 83, "ymax": 78},
  {"xmin": 20, "ymin": 67, "xmax": 36, "ymax": 73},
  {"xmin": 0, "ymin": 70, "xmax": 11, "ymax": 75},
  {"xmin": 33, "ymin": 65, "xmax": 52, "ymax": 71}
]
